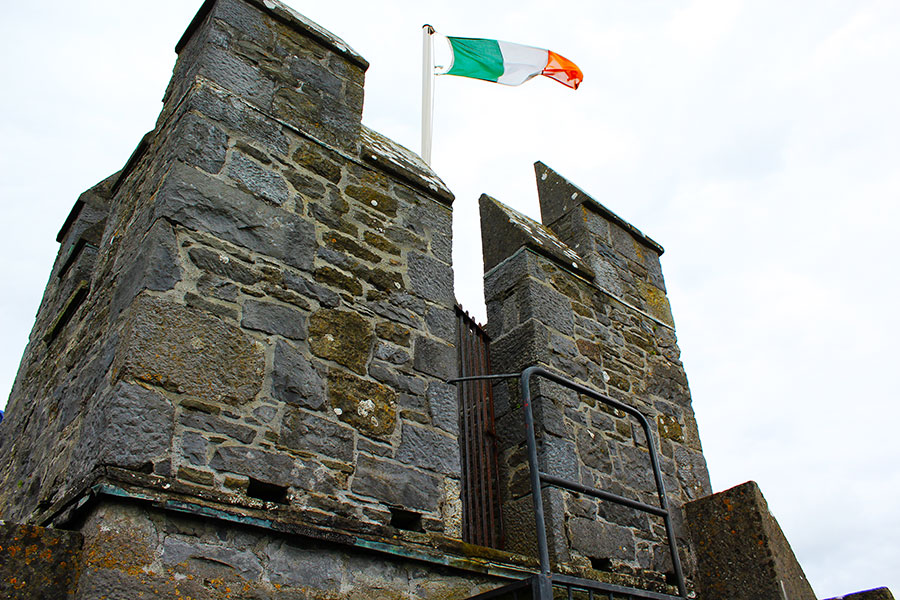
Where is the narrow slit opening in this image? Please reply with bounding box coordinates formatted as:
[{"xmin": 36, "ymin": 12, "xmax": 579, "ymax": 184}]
[{"xmin": 45, "ymin": 282, "xmax": 89, "ymax": 344}]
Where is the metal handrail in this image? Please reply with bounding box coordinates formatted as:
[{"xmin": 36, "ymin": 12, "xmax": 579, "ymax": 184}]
[{"xmin": 449, "ymin": 366, "xmax": 687, "ymax": 599}]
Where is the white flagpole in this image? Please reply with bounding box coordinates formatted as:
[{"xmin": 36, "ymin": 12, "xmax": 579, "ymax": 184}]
[{"xmin": 421, "ymin": 24, "xmax": 435, "ymax": 165}]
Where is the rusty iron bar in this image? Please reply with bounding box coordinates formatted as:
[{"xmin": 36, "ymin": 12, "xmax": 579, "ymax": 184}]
[{"xmin": 455, "ymin": 306, "xmax": 504, "ymax": 549}]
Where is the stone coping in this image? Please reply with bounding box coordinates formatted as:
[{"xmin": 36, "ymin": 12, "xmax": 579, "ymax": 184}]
[
  {"xmin": 176, "ymin": 0, "xmax": 369, "ymax": 69},
  {"xmin": 480, "ymin": 194, "xmax": 594, "ymax": 279},
  {"xmin": 535, "ymin": 161, "xmax": 665, "ymax": 256},
  {"xmin": 361, "ymin": 126, "xmax": 454, "ymax": 205}
]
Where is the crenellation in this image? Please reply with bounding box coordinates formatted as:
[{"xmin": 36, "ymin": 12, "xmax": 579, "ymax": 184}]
[
  {"xmin": 1, "ymin": 1, "xmax": 879, "ymax": 599},
  {"xmin": 480, "ymin": 185, "xmax": 713, "ymax": 587}
]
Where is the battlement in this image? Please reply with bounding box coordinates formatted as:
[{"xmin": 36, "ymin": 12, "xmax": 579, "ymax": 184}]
[{"xmin": 0, "ymin": 2, "xmax": 890, "ymax": 599}]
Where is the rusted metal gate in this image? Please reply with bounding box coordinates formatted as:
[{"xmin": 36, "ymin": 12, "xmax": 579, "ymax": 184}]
[{"xmin": 455, "ymin": 306, "xmax": 504, "ymax": 549}]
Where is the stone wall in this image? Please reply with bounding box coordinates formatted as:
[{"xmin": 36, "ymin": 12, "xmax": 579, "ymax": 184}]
[
  {"xmin": 72, "ymin": 498, "xmax": 504, "ymax": 599},
  {"xmin": 480, "ymin": 165, "xmax": 711, "ymax": 588},
  {"xmin": 0, "ymin": 1, "xmax": 763, "ymax": 598},
  {"xmin": 0, "ymin": 0, "xmax": 459, "ymax": 543},
  {"xmin": 685, "ymin": 481, "xmax": 817, "ymax": 600}
]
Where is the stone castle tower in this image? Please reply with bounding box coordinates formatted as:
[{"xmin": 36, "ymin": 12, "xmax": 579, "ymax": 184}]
[{"xmin": 0, "ymin": 1, "xmax": 888, "ymax": 599}]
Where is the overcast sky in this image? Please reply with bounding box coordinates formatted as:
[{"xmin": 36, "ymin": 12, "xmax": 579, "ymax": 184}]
[{"xmin": 2, "ymin": 1, "xmax": 898, "ymax": 597}]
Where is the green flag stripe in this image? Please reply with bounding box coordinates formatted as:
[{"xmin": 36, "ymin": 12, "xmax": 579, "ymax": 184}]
[{"xmin": 446, "ymin": 37, "xmax": 504, "ymax": 82}]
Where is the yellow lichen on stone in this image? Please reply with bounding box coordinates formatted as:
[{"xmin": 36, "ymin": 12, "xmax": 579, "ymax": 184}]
[{"xmin": 639, "ymin": 281, "xmax": 674, "ymax": 327}]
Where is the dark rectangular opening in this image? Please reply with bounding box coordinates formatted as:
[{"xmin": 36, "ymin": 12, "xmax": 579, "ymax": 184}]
[
  {"xmin": 247, "ymin": 478, "xmax": 288, "ymax": 504},
  {"xmin": 389, "ymin": 507, "xmax": 423, "ymax": 532},
  {"xmin": 590, "ymin": 557, "xmax": 613, "ymax": 572}
]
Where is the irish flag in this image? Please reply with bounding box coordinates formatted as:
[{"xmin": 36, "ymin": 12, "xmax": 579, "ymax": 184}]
[{"xmin": 443, "ymin": 36, "xmax": 583, "ymax": 89}]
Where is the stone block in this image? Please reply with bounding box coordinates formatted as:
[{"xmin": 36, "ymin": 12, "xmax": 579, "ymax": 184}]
[
  {"xmin": 638, "ymin": 280, "xmax": 675, "ymax": 327},
  {"xmin": 187, "ymin": 84, "xmax": 289, "ymax": 156},
  {"xmin": 425, "ymin": 306, "xmax": 455, "ymax": 343},
  {"xmin": 315, "ymin": 263, "xmax": 361, "ymax": 296},
  {"xmin": 172, "ymin": 112, "xmax": 228, "ymax": 174},
  {"xmin": 673, "ymin": 444, "xmax": 712, "ymax": 500},
  {"xmin": 264, "ymin": 540, "xmax": 343, "ymax": 590},
  {"xmin": 374, "ymin": 341, "xmax": 410, "ymax": 365},
  {"xmin": 362, "ymin": 232, "xmax": 400, "ymax": 259},
  {"xmin": 76, "ymin": 381, "xmax": 174, "ymax": 472},
  {"xmin": 273, "ymin": 85, "xmax": 360, "ymax": 153},
  {"xmin": 155, "ymin": 161, "xmax": 316, "ymax": 271},
  {"xmin": 351, "ymin": 454, "xmax": 441, "ymax": 512},
  {"xmin": 576, "ymin": 428, "xmax": 612, "ymax": 474},
  {"xmin": 483, "ymin": 247, "xmax": 540, "ymax": 305},
  {"xmin": 209, "ymin": 0, "xmax": 273, "ymax": 44},
  {"xmin": 327, "ymin": 370, "xmax": 397, "ymax": 438},
  {"xmin": 615, "ymin": 445, "xmax": 656, "ymax": 491},
  {"xmin": 309, "ymin": 309, "xmax": 373, "ymax": 374},
  {"xmin": 292, "ymin": 143, "xmax": 343, "ymax": 183},
  {"xmin": 271, "ymin": 339, "xmax": 325, "ymax": 410},
  {"xmin": 413, "ymin": 337, "xmax": 456, "ymax": 381},
  {"xmin": 397, "ymin": 422, "xmax": 460, "ymax": 475},
  {"xmin": 488, "ymin": 319, "xmax": 547, "ymax": 375},
  {"xmin": 110, "ymin": 219, "xmax": 182, "ymax": 318},
  {"xmin": 685, "ymin": 481, "xmax": 817, "ymax": 600},
  {"xmin": 182, "ymin": 431, "xmax": 209, "ymax": 465},
  {"xmin": 406, "ymin": 203, "xmax": 453, "ymax": 264},
  {"xmin": 114, "ymin": 294, "xmax": 265, "ymax": 405},
  {"xmin": 541, "ymin": 435, "xmax": 579, "ymax": 481},
  {"xmin": 376, "ymin": 321, "xmax": 411, "ymax": 347},
  {"xmin": 345, "ymin": 185, "xmax": 398, "ymax": 217},
  {"xmin": 408, "ymin": 251, "xmax": 455, "ymax": 305},
  {"xmin": 0, "ymin": 522, "xmax": 82, "ymax": 599},
  {"xmin": 189, "ymin": 245, "xmax": 259, "ymax": 285},
  {"xmin": 161, "ymin": 536, "xmax": 263, "ymax": 581},
  {"xmin": 241, "ymin": 299, "xmax": 307, "ymax": 340},
  {"xmin": 199, "ymin": 44, "xmax": 275, "ymax": 108},
  {"xmin": 209, "ymin": 446, "xmax": 298, "ymax": 486},
  {"xmin": 226, "ymin": 151, "xmax": 290, "ymax": 205},
  {"xmin": 180, "ymin": 411, "xmax": 256, "ymax": 444},
  {"xmin": 280, "ymin": 408, "xmax": 355, "ymax": 462},
  {"xmin": 284, "ymin": 270, "xmax": 341, "ymax": 307},
  {"xmin": 519, "ymin": 282, "xmax": 575, "ymax": 336},
  {"xmin": 197, "ymin": 274, "xmax": 240, "ymax": 302},
  {"xmin": 427, "ymin": 381, "xmax": 459, "ymax": 435},
  {"xmin": 324, "ymin": 231, "xmax": 382, "ymax": 264},
  {"xmin": 567, "ymin": 516, "xmax": 636, "ymax": 562}
]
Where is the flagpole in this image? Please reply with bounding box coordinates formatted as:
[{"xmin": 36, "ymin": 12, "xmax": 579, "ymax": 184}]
[{"xmin": 421, "ymin": 24, "xmax": 435, "ymax": 165}]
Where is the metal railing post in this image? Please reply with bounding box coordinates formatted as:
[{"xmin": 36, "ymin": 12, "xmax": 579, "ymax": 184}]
[
  {"xmin": 521, "ymin": 367, "xmax": 554, "ymax": 600},
  {"xmin": 449, "ymin": 367, "xmax": 688, "ymax": 600}
]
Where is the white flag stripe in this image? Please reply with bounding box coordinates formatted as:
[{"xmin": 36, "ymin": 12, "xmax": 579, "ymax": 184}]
[{"xmin": 496, "ymin": 41, "xmax": 549, "ymax": 86}]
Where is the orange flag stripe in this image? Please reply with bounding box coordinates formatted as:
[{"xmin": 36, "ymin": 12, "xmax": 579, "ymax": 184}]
[{"xmin": 542, "ymin": 50, "xmax": 583, "ymax": 89}]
